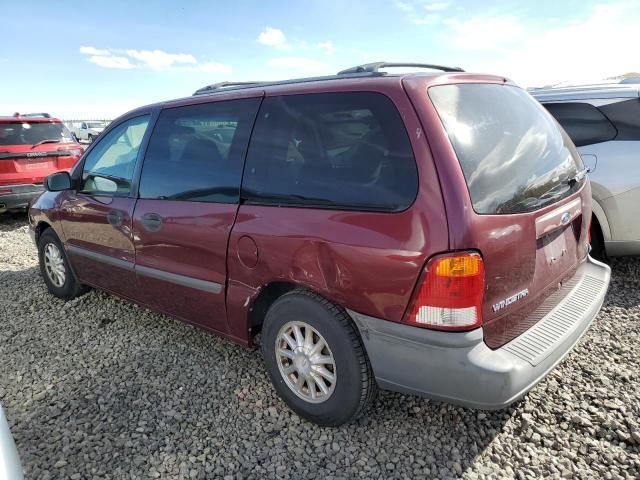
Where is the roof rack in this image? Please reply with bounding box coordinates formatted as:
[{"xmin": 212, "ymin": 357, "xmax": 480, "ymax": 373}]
[
  {"xmin": 337, "ymin": 62, "xmax": 464, "ymax": 75},
  {"xmin": 19, "ymin": 112, "xmax": 52, "ymax": 118},
  {"xmin": 193, "ymin": 81, "xmax": 263, "ymax": 96},
  {"xmin": 191, "ymin": 62, "xmax": 464, "ymax": 97}
]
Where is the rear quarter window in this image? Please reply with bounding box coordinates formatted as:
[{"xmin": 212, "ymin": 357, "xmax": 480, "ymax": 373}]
[
  {"xmin": 599, "ymin": 98, "xmax": 640, "ymax": 140},
  {"xmin": 429, "ymin": 83, "xmax": 583, "ymax": 214},
  {"xmin": 542, "ymin": 102, "xmax": 617, "ymax": 147},
  {"xmin": 242, "ymin": 92, "xmax": 418, "ymax": 212}
]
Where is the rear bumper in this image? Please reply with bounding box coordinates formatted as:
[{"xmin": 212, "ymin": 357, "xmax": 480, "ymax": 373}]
[
  {"xmin": 350, "ymin": 255, "xmax": 611, "ymax": 410},
  {"xmin": 0, "ymin": 184, "xmax": 43, "ymax": 212}
]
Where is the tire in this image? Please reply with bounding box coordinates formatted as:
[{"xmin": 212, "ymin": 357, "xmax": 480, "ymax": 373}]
[
  {"xmin": 590, "ymin": 218, "xmax": 606, "ymax": 261},
  {"xmin": 87, "ymin": 134, "xmax": 94, "ymax": 144},
  {"xmin": 38, "ymin": 229, "xmax": 87, "ymax": 300},
  {"xmin": 261, "ymin": 289, "xmax": 377, "ymax": 426}
]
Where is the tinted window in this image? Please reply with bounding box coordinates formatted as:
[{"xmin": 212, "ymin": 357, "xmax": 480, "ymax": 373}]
[
  {"xmin": 599, "ymin": 98, "xmax": 640, "ymax": 140},
  {"xmin": 81, "ymin": 115, "xmax": 150, "ymax": 195},
  {"xmin": 0, "ymin": 121, "xmax": 74, "ymax": 146},
  {"xmin": 429, "ymin": 84, "xmax": 583, "ymax": 214},
  {"xmin": 140, "ymin": 98, "xmax": 261, "ymax": 203},
  {"xmin": 543, "ymin": 102, "xmax": 617, "ymax": 147},
  {"xmin": 242, "ymin": 92, "xmax": 418, "ymax": 212}
]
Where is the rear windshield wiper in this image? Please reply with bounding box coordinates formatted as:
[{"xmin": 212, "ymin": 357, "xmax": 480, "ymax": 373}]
[
  {"xmin": 567, "ymin": 167, "xmax": 590, "ymax": 187},
  {"xmin": 31, "ymin": 139, "xmax": 62, "ymax": 149}
]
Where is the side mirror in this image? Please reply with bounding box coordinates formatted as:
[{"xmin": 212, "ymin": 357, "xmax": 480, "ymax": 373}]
[{"xmin": 45, "ymin": 171, "xmax": 72, "ymax": 192}]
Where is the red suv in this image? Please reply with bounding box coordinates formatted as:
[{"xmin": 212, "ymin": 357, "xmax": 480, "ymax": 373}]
[
  {"xmin": 29, "ymin": 63, "xmax": 611, "ymax": 425},
  {"xmin": 0, "ymin": 113, "xmax": 83, "ymax": 214}
]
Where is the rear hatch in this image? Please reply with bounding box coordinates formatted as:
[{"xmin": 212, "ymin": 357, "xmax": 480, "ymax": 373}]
[
  {"xmin": 0, "ymin": 121, "xmax": 83, "ymax": 185},
  {"xmin": 427, "ymin": 82, "xmax": 590, "ymax": 348}
]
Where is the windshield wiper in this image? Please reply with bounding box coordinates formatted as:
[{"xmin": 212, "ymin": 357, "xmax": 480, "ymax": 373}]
[
  {"xmin": 31, "ymin": 139, "xmax": 62, "ymax": 149},
  {"xmin": 567, "ymin": 167, "xmax": 590, "ymax": 187}
]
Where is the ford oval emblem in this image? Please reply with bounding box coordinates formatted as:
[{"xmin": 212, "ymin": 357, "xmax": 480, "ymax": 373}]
[{"xmin": 561, "ymin": 212, "xmax": 571, "ymax": 225}]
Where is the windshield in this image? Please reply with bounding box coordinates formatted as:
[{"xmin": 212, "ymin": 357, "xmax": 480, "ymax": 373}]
[
  {"xmin": 429, "ymin": 83, "xmax": 583, "ymax": 214},
  {"xmin": 0, "ymin": 121, "xmax": 75, "ymax": 146},
  {"xmin": 87, "ymin": 122, "xmax": 106, "ymax": 128}
]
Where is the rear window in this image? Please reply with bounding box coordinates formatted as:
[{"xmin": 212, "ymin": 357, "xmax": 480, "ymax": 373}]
[
  {"xmin": 242, "ymin": 92, "xmax": 418, "ymax": 212},
  {"xmin": 429, "ymin": 84, "xmax": 583, "ymax": 214},
  {"xmin": 542, "ymin": 102, "xmax": 617, "ymax": 146},
  {"xmin": 0, "ymin": 121, "xmax": 74, "ymax": 146}
]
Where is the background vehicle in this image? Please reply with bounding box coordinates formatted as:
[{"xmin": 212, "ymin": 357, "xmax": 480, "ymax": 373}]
[
  {"xmin": 72, "ymin": 121, "xmax": 108, "ymax": 143},
  {"xmin": 531, "ymin": 83, "xmax": 640, "ymax": 258},
  {"xmin": 0, "ymin": 113, "xmax": 83, "ymax": 214},
  {"xmin": 29, "ymin": 63, "xmax": 610, "ymax": 425},
  {"xmin": 0, "ymin": 405, "xmax": 24, "ymax": 480}
]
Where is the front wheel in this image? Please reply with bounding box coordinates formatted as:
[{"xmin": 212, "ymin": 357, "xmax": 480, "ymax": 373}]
[
  {"xmin": 38, "ymin": 229, "xmax": 87, "ymax": 300},
  {"xmin": 261, "ymin": 290, "xmax": 377, "ymax": 426},
  {"xmin": 87, "ymin": 134, "xmax": 94, "ymax": 144}
]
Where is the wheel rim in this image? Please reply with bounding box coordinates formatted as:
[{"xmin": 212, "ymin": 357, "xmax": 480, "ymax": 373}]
[
  {"xmin": 43, "ymin": 242, "xmax": 66, "ymax": 287},
  {"xmin": 275, "ymin": 321, "xmax": 337, "ymax": 404}
]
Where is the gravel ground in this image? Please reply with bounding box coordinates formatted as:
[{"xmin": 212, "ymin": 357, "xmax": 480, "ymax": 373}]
[{"xmin": 1, "ymin": 213, "xmax": 639, "ymax": 480}]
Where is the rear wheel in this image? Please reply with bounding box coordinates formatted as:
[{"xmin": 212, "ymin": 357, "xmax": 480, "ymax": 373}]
[
  {"xmin": 88, "ymin": 134, "xmax": 94, "ymax": 144},
  {"xmin": 38, "ymin": 229, "xmax": 87, "ymax": 300},
  {"xmin": 261, "ymin": 290, "xmax": 377, "ymax": 426}
]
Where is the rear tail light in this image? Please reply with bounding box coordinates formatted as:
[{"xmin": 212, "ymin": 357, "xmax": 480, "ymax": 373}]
[
  {"xmin": 404, "ymin": 251, "xmax": 485, "ymax": 331},
  {"xmin": 57, "ymin": 148, "xmax": 83, "ymax": 157}
]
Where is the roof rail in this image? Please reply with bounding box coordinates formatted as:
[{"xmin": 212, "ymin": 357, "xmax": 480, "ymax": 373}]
[
  {"xmin": 193, "ymin": 81, "xmax": 263, "ymax": 96},
  {"xmin": 20, "ymin": 112, "xmax": 51, "ymax": 118},
  {"xmin": 337, "ymin": 62, "xmax": 464, "ymax": 75}
]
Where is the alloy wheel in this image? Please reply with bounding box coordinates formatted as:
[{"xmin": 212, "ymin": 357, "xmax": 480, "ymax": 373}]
[
  {"xmin": 43, "ymin": 243, "xmax": 66, "ymax": 288},
  {"xmin": 275, "ymin": 321, "xmax": 337, "ymax": 404}
]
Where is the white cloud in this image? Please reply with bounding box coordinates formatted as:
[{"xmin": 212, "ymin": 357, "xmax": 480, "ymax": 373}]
[
  {"xmin": 443, "ymin": 15, "xmax": 524, "ymax": 51},
  {"xmin": 394, "ymin": 0, "xmax": 450, "ymax": 24},
  {"xmin": 87, "ymin": 55, "xmax": 135, "ymax": 69},
  {"xmin": 449, "ymin": 2, "xmax": 640, "ymax": 87},
  {"xmin": 317, "ymin": 41, "xmax": 336, "ymax": 55},
  {"xmin": 79, "ymin": 46, "xmax": 110, "ymax": 56},
  {"xmin": 125, "ymin": 49, "xmax": 196, "ymax": 70},
  {"xmin": 79, "ymin": 46, "xmax": 231, "ymax": 73},
  {"xmin": 258, "ymin": 27, "xmax": 288, "ymax": 49},
  {"xmin": 424, "ymin": 1, "xmax": 450, "ymax": 11},
  {"xmin": 267, "ymin": 57, "xmax": 330, "ymax": 72}
]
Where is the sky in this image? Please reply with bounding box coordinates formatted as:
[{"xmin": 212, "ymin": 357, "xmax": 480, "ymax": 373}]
[{"xmin": 2, "ymin": 0, "xmax": 638, "ymax": 118}]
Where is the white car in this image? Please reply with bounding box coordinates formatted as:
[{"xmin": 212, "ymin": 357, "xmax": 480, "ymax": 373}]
[
  {"xmin": 532, "ymin": 83, "xmax": 640, "ymax": 258},
  {"xmin": 0, "ymin": 405, "xmax": 23, "ymax": 480},
  {"xmin": 73, "ymin": 121, "xmax": 108, "ymax": 143}
]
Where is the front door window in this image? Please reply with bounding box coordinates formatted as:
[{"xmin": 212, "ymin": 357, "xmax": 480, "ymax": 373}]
[{"xmin": 80, "ymin": 115, "xmax": 150, "ymax": 195}]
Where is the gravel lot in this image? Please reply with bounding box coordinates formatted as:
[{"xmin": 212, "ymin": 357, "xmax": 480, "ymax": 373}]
[{"xmin": 1, "ymin": 213, "xmax": 638, "ymax": 479}]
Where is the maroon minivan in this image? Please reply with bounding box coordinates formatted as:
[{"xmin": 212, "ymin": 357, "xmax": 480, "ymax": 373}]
[{"xmin": 29, "ymin": 62, "xmax": 611, "ymax": 425}]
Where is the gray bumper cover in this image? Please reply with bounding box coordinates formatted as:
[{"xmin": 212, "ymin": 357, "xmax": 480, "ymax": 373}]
[
  {"xmin": 349, "ymin": 255, "xmax": 611, "ymax": 410},
  {"xmin": 0, "ymin": 184, "xmax": 43, "ymax": 212}
]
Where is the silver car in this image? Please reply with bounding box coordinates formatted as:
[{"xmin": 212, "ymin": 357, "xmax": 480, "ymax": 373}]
[
  {"xmin": 0, "ymin": 405, "xmax": 23, "ymax": 480},
  {"xmin": 531, "ymin": 83, "xmax": 640, "ymax": 258}
]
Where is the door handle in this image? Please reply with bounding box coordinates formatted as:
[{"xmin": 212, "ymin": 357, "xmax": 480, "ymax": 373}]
[
  {"xmin": 141, "ymin": 212, "xmax": 163, "ymax": 232},
  {"xmin": 106, "ymin": 209, "xmax": 124, "ymax": 226}
]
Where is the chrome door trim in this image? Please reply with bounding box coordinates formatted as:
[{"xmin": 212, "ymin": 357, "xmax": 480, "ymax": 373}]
[
  {"xmin": 135, "ymin": 265, "xmax": 222, "ymax": 294},
  {"xmin": 67, "ymin": 244, "xmax": 134, "ymax": 271},
  {"xmin": 67, "ymin": 244, "xmax": 222, "ymax": 294}
]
